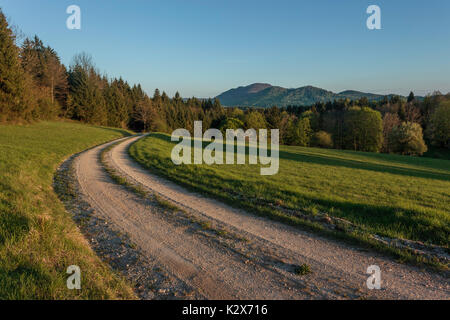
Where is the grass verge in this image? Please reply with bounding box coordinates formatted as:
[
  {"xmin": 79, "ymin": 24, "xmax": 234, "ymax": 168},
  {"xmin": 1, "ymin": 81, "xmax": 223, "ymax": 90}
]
[{"xmin": 0, "ymin": 120, "xmax": 136, "ymax": 299}]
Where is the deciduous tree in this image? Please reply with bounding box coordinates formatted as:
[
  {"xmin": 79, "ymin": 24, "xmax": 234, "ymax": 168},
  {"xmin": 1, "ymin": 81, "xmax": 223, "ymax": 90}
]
[{"xmin": 388, "ymin": 122, "xmax": 427, "ymax": 155}]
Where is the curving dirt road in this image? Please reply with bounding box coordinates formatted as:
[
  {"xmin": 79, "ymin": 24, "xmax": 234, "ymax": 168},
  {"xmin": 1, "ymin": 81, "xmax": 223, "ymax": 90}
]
[{"xmin": 73, "ymin": 135, "xmax": 449, "ymax": 299}]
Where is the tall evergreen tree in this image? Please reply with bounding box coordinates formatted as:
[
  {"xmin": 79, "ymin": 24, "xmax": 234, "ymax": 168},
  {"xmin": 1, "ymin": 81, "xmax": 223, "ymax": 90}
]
[
  {"xmin": 20, "ymin": 36, "xmax": 68, "ymax": 116},
  {"xmin": 0, "ymin": 10, "xmax": 28, "ymax": 121},
  {"xmin": 67, "ymin": 64, "xmax": 107, "ymax": 124},
  {"xmin": 105, "ymin": 80, "xmax": 129, "ymax": 128}
]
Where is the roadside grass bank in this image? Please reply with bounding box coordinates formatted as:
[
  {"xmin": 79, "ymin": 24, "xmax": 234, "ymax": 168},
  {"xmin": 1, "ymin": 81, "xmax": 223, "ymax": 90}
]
[
  {"xmin": 129, "ymin": 133, "xmax": 450, "ymax": 272},
  {"xmin": 0, "ymin": 121, "xmax": 135, "ymax": 299}
]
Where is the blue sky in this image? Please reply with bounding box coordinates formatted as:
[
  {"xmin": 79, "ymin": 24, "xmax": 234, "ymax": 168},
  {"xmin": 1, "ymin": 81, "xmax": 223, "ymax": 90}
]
[{"xmin": 1, "ymin": 0, "xmax": 449, "ymax": 97}]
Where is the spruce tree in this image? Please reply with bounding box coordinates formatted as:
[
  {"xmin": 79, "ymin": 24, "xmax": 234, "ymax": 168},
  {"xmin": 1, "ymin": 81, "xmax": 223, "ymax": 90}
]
[
  {"xmin": 67, "ymin": 65, "xmax": 107, "ymax": 125},
  {"xmin": 153, "ymin": 88, "xmax": 161, "ymax": 102},
  {"xmin": 0, "ymin": 10, "xmax": 26, "ymax": 121}
]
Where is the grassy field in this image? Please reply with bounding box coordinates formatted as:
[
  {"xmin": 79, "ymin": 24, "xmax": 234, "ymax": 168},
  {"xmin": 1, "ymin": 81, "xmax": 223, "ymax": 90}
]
[
  {"xmin": 130, "ymin": 133, "xmax": 450, "ymax": 263},
  {"xmin": 0, "ymin": 121, "xmax": 135, "ymax": 299}
]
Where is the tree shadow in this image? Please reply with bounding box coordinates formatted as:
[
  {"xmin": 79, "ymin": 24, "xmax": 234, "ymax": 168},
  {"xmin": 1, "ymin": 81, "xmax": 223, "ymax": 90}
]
[
  {"xmin": 277, "ymin": 149, "xmax": 450, "ymax": 182},
  {"xmin": 149, "ymin": 133, "xmax": 450, "ymax": 182},
  {"xmin": 289, "ymin": 192, "xmax": 449, "ymax": 246}
]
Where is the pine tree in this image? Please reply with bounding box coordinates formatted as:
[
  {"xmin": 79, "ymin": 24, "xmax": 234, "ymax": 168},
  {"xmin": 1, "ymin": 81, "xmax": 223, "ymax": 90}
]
[
  {"xmin": 20, "ymin": 36, "xmax": 68, "ymax": 117},
  {"xmin": 67, "ymin": 65, "xmax": 107, "ymax": 125},
  {"xmin": 153, "ymin": 88, "xmax": 161, "ymax": 101},
  {"xmin": 0, "ymin": 10, "xmax": 27, "ymax": 121},
  {"xmin": 174, "ymin": 91, "xmax": 181, "ymax": 103},
  {"xmin": 105, "ymin": 80, "xmax": 129, "ymax": 128}
]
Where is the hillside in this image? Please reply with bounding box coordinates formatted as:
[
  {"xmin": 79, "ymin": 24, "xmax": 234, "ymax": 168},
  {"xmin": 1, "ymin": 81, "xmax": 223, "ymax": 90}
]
[
  {"xmin": 217, "ymin": 83, "xmax": 400, "ymax": 107},
  {"xmin": 0, "ymin": 121, "xmax": 135, "ymax": 299}
]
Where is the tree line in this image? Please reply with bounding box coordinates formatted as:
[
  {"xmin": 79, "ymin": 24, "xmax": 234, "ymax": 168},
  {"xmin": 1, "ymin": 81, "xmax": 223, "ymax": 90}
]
[
  {"xmin": 275, "ymin": 92, "xmax": 450, "ymax": 155},
  {"xmin": 1, "ymin": 9, "xmax": 449, "ymax": 156},
  {"xmin": 208, "ymin": 93, "xmax": 450, "ymax": 156}
]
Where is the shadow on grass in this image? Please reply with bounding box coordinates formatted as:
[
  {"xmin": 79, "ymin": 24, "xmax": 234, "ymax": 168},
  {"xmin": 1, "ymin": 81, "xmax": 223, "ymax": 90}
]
[
  {"xmin": 151, "ymin": 132, "xmax": 450, "ymax": 182},
  {"xmin": 277, "ymin": 150, "xmax": 450, "ymax": 182},
  {"xmin": 424, "ymin": 146, "xmax": 450, "ymax": 161},
  {"xmin": 0, "ymin": 206, "xmax": 30, "ymax": 246},
  {"xmin": 160, "ymin": 165, "xmax": 449, "ymax": 246},
  {"xmin": 288, "ymin": 193, "xmax": 449, "ymax": 246},
  {"xmin": 0, "ymin": 263, "xmax": 52, "ymax": 299}
]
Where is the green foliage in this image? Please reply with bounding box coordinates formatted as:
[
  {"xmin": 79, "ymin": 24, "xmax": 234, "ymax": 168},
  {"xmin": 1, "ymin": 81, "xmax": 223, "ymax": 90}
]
[
  {"xmin": 429, "ymin": 101, "xmax": 450, "ymax": 149},
  {"xmin": 342, "ymin": 107, "xmax": 383, "ymax": 152},
  {"xmin": 264, "ymin": 106, "xmax": 282, "ymax": 129},
  {"xmin": 0, "ymin": 14, "xmax": 68, "ymax": 123},
  {"xmin": 301, "ymin": 110, "xmax": 320, "ymax": 131},
  {"xmin": 104, "ymin": 80, "xmax": 129, "ymax": 128},
  {"xmin": 294, "ymin": 264, "xmax": 312, "ymax": 276},
  {"xmin": 67, "ymin": 55, "xmax": 108, "ymax": 125},
  {"xmin": 20, "ymin": 36, "xmax": 68, "ymax": 117},
  {"xmin": 311, "ymin": 131, "xmax": 333, "ymax": 148},
  {"xmin": 0, "ymin": 10, "xmax": 28, "ymax": 121},
  {"xmin": 292, "ymin": 117, "xmax": 312, "ymax": 147},
  {"xmin": 219, "ymin": 117, "xmax": 245, "ymax": 134},
  {"xmin": 244, "ymin": 110, "xmax": 266, "ymax": 130},
  {"xmin": 382, "ymin": 112, "xmax": 401, "ymax": 153},
  {"xmin": 280, "ymin": 114, "xmax": 297, "ymax": 145},
  {"xmin": 231, "ymin": 107, "xmax": 245, "ymax": 118},
  {"xmin": 388, "ymin": 122, "xmax": 428, "ymax": 156}
]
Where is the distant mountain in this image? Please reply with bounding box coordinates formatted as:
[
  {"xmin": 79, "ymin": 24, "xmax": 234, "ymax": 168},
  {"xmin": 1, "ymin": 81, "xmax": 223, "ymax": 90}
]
[{"xmin": 216, "ymin": 83, "xmax": 401, "ymax": 108}]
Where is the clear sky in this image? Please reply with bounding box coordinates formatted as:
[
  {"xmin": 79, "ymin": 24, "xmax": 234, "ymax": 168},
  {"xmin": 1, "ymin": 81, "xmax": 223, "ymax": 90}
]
[{"xmin": 1, "ymin": 0, "xmax": 450, "ymax": 97}]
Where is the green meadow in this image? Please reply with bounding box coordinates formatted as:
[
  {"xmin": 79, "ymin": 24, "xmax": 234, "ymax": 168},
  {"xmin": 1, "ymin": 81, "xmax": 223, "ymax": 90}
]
[
  {"xmin": 130, "ymin": 133, "xmax": 450, "ymax": 257},
  {"xmin": 0, "ymin": 121, "xmax": 134, "ymax": 299}
]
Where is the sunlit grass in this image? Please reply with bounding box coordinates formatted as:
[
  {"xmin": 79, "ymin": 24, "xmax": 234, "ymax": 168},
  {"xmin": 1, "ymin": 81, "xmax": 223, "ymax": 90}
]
[
  {"xmin": 130, "ymin": 133, "xmax": 450, "ymax": 249},
  {"xmin": 0, "ymin": 121, "xmax": 135, "ymax": 299}
]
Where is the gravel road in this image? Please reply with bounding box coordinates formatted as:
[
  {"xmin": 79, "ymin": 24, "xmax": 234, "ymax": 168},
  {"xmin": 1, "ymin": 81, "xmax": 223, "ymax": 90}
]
[{"xmin": 72, "ymin": 136, "xmax": 449, "ymax": 299}]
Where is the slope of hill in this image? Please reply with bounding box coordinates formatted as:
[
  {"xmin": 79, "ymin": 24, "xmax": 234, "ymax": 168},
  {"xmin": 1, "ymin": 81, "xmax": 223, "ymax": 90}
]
[
  {"xmin": 217, "ymin": 83, "xmax": 398, "ymax": 107},
  {"xmin": 0, "ymin": 121, "xmax": 135, "ymax": 299}
]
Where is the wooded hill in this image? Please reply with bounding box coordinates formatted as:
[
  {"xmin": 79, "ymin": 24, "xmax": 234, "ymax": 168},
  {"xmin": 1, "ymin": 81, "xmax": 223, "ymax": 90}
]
[{"xmin": 216, "ymin": 83, "xmax": 413, "ymax": 108}]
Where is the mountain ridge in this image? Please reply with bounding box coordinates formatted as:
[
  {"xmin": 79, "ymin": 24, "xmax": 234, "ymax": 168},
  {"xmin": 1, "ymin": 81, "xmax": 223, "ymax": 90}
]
[{"xmin": 216, "ymin": 83, "xmax": 402, "ymax": 108}]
